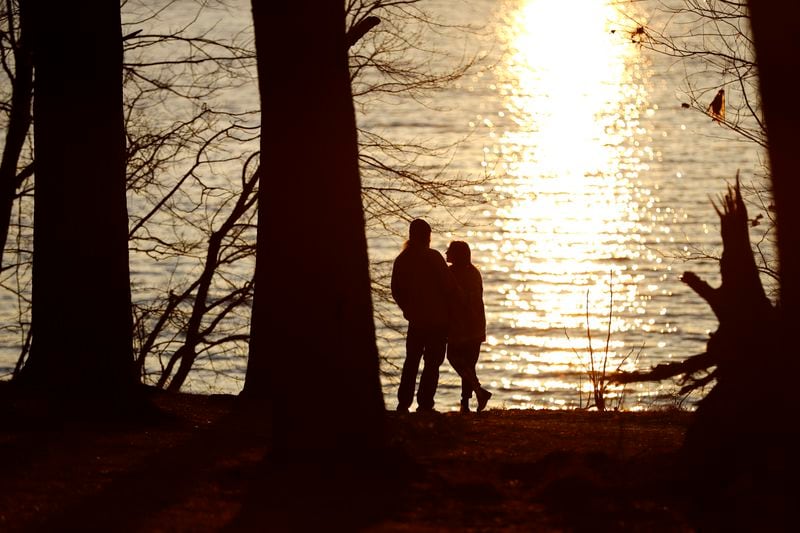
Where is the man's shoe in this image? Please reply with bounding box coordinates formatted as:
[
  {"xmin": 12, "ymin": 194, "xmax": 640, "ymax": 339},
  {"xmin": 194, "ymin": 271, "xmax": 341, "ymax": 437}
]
[
  {"xmin": 460, "ymin": 400, "xmax": 471, "ymax": 413},
  {"xmin": 396, "ymin": 405, "xmax": 409, "ymax": 413},
  {"xmin": 416, "ymin": 406, "xmax": 437, "ymax": 414},
  {"xmin": 476, "ymin": 389, "xmax": 492, "ymax": 412}
]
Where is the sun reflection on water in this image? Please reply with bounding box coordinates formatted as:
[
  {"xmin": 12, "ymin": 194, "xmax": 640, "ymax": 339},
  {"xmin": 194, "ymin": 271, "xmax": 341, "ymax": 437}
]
[{"xmin": 479, "ymin": 0, "xmax": 656, "ymax": 407}]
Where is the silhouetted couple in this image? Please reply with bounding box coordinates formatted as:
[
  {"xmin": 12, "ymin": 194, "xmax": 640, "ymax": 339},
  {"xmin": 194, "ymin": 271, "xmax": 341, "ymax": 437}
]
[{"xmin": 391, "ymin": 218, "xmax": 492, "ymax": 413}]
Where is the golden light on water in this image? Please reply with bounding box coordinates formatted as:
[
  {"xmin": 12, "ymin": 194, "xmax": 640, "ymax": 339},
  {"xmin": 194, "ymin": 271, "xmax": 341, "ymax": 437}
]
[
  {"xmin": 502, "ymin": 0, "xmax": 639, "ymax": 178},
  {"xmin": 478, "ymin": 0, "xmax": 656, "ymax": 405}
]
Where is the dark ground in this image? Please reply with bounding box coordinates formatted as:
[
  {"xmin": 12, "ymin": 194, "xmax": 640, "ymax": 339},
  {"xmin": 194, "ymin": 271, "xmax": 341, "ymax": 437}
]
[{"xmin": 0, "ymin": 389, "xmax": 700, "ymax": 531}]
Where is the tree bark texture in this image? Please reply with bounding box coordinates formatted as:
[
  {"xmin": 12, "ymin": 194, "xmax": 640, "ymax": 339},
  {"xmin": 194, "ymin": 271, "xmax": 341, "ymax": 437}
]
[
  {"xmin": 740, "ymin": 5, "xmax": 800, "ymax": 526},
  {"xmin": 245, "ymin": 1, "xmax": 385, "ymax": 455},
  {"xmin": 19, "ymin": 2, "xmax": 137, "ymax": 404},
  {"xmin": 748, "ymin": 2, "xmax": 800, "ymax": 325}
]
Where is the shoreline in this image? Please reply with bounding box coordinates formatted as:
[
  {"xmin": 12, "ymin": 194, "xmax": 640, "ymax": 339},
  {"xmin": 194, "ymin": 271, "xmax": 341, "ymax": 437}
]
[{"xmin": 0, "ymin": 389, "xmax": 698, "ymax": 531}]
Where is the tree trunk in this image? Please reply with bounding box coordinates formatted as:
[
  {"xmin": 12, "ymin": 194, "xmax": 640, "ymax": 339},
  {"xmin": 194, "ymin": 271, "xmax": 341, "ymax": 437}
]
[
  {"xmin": 17, "ymin": 1, "xmax": 138, "ymax": 409},
  {"xmin": 742, "ymin": 3, "xmax": 800, "ymax": 527},
  {"xmin": 748, "ymin": 3, "xmax": 800, "ymax": 326},
  {"xmin": 244, "ymin": 2, "xmax": 385, "ymax": 455}
]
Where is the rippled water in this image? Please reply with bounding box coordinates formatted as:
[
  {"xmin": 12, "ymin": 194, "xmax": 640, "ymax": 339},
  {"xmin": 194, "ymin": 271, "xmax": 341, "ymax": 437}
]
[
  {"xmin": 367, "ymin": 0, "xmax": 768, "ymax": 411},
  {"xmin": 0, "ymin": 0, "xmax": 769, "ymax": 411}
]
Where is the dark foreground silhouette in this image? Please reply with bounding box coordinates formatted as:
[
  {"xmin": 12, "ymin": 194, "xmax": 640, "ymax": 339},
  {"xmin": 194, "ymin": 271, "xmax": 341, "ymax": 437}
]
[{"xmin": 0, "ymin": 386, "xmax": 708, "ymax": 531}]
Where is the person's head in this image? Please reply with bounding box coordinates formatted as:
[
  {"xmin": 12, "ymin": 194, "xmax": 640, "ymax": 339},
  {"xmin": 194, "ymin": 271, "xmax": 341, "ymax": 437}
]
[
  {"xmin": 445, "ymin": 240, "xmax": 471, "ymax": 266},
  {"xmin": 408, "ymin": 218, "xmax": 431, "ymax": 247}
]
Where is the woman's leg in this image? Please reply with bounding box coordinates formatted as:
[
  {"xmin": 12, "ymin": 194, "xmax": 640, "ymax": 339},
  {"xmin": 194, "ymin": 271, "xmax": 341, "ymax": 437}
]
[
  {"xmin": 464, "ymin": 340, "xmax": 482, "ymax": 390},
  {"xmin": 448, "ymin": 341, "xmax": 481, "ymax": 400},
  {"xmin": 466, "ymin": 341, "xmax": 492, "ymax": 412}
]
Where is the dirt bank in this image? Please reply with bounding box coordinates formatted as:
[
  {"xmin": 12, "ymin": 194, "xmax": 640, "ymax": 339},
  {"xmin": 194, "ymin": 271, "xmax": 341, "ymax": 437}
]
[{"xmin": 0, "ymin": 391, "xmax": 694, "ymax": 531}]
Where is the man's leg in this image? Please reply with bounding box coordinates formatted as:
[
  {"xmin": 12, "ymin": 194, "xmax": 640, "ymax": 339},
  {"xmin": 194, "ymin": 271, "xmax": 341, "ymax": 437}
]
[
  {"xmin": 417, "ymin": 329, "xmax": 447, "ymax": 410},
  {"xmin": 397, "ymin": 323, "xmax": 424, "ymax": 411}
]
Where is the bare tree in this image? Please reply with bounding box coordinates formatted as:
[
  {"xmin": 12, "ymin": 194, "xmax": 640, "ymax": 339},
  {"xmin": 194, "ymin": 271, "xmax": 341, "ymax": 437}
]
[
  {"xmin": 116, "ymin": 1, "xmax": 259, "ymax": 391},
  {"xmin": 2, "ymin": 0, "xmax": 483, "ymax": 392},
  {"xmin": 614, "ymin": 2, "xmax": 799, "ymax": 527},
  {"xmin": 623, "ymin": 0, "xmax": 778, "ymax": 292},
  {"xmin": 609, "ymin": 3, "xmax": 797, "ymax": 524},
  {"xmin": 0, "ymin": 1, "xmax": 32, "ymax": 272},
  {"xmin": 604, "ymin": 1, "xmax": 783, "ymax": 403},
  {"xmin": 0, "ymin": 1, "xmax": 263, "ymax": 389},
  {"xmin": 0, "ymin": 2, "xmax": 33, "ymax": 379},
  {"xmin": 348, "ymin": 0, "xmax": 483, "ymax": 235},
  {"xmin": 624, "ymin": 1, "xmax": 762, "ymax": 143}
]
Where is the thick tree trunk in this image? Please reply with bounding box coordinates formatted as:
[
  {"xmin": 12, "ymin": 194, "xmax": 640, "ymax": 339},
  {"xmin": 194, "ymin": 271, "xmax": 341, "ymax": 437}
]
[
  {"xmin": 18, "ymin": 2, "xmax": 138, "ymax": 408},
  {"xmin": 742, "ymin": 4, "xmax": 800, "ymax": 527},
  {"xmin": 244, "ymin": 2, "xmax": 385, "ymax": 455},
  {"xmin": 748, "ymin": 3, "xmax": 800, "ymax": 326}
]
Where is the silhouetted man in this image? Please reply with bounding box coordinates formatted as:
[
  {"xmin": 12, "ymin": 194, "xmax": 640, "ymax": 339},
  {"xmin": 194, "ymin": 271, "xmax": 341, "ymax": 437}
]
[{"xmin": 391, "ymin": 219, "xmax": 452, "ymax": 412}]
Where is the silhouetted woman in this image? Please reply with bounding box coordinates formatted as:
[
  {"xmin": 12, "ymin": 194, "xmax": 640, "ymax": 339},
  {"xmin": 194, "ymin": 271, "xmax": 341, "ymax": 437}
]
[{"xmin": 445, "ymin": 240, "xmax": 491, "ymax": 413}]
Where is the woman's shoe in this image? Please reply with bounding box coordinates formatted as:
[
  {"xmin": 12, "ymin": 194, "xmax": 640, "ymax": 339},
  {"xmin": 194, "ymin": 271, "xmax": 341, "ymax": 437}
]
[{"xmin": 476, "ymin": 389, "xmax": 492, "ymax": 412}]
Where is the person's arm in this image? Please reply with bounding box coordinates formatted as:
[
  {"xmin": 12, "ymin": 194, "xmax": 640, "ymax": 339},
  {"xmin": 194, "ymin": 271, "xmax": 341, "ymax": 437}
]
[
  {"xmin": 391, "ymin": 258, "xmax": 408, "ymax": 312},
  {"xmin": 474, "ymin": 268, "xmax": 487, "ymax": 341}
]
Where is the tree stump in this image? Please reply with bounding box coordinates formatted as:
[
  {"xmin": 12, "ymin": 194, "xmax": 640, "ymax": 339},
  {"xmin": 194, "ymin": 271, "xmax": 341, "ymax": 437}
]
[{"xmin": 613, "ymin": 178, "xmax": 787, "ymax": 527}]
